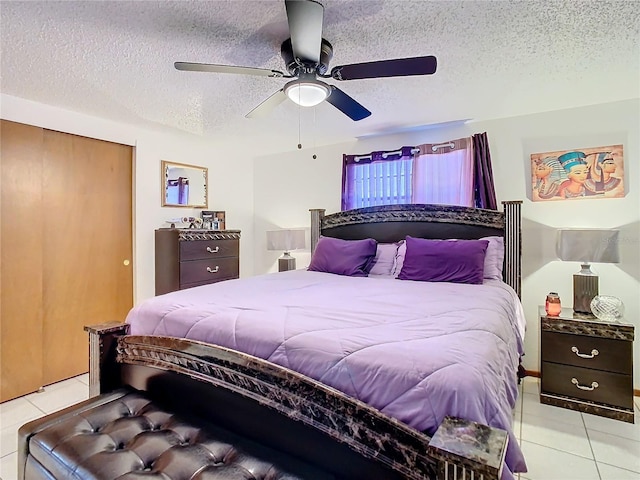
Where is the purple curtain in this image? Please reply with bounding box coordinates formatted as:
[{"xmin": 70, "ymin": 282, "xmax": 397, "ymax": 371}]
[{"xmin": 472, "ymin": 132, "xmax": 497, "ymax": 210}]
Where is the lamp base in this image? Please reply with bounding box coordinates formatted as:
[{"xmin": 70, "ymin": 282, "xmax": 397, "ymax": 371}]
[
  {"xmin": 278, "ymin": 252, "xmax": 296, "ymax": 272},
  {"xmin": 573, "ymin": 265, "xmax": 599, "ymax": 314}
]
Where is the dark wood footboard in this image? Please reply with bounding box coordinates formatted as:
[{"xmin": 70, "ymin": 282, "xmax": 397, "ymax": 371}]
[{"xmin": 86, "ymin": 324, "xmax": 508, "ymax": 480}]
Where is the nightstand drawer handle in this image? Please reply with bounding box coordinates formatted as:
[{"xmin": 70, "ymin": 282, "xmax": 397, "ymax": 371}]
[
  {"xmin": 571, "ymin": 347, "xmax": 599, "ymax": 359},
  {"xmin": 206, "ymin": 266, "xmax": 219, "ymax": 273},
  {"xmin": 571, "ymin": 378, "xmax": 599, "ymax": 391},
  {"xmin": 206, "ymin": 246, "xmax": 220, "ymax": 253}
]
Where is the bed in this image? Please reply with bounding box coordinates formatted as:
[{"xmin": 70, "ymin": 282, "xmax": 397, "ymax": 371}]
[{"xmin": 121, "ymin": 202, "xmax": 526, "ymax": 479}]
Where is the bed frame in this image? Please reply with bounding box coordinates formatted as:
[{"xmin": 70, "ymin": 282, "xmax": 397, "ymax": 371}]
[
  {"xmin": 310, "ymin": 202, "xmax": 522, "ymax": 297},
  {"xmin": 77, "ymin": 202, "xmax": 522, "ymax": 480}
]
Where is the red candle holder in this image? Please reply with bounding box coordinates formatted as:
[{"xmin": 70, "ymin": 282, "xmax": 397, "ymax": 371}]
[{"xmin": 545, "ymin": 292, "xmax": 562, "ymax": 316}]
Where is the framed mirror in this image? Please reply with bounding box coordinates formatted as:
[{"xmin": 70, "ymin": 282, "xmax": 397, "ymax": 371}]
[{"xmin": 161, "ymin": 160, "xmax": 208, "ymax": 208}]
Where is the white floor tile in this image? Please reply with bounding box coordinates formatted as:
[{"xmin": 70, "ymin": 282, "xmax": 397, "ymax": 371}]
[
  {"xmin": 514, "ymin": 391, "xmax": 523, "ymax": 414},
  {"xmin": 0, "ymin": 424, "xmax": 18, "ymax": 458},
  {"xmin": 597, "ymin": 463, "xmax": 640, "ymax": 480},
  {"xmin": 0, "ymin": 451, "xmax": 17, "ymax": 480},
  {"xmin": 24, "ymin": 379, "xmax": 88, "ymax": 415},
  {"xmin": 522, "ymin": 377, "xmax": 539, "ymax": 396},
  {"xmin": 75, "ymin": 373, "xmax": 89, "ymax": 385},
  {"xmin": 0, "ymin": 397, "xmax": 44, "ymax": 430},
  {"xmin": 521, "ymin": 413, "xmax": 592, "ymax": 459},
  {"xmin": 520, "ymin": 393, "xmax": 584, "ymax": 426},
  {"xmin": 35, "ymin": 377, "xmax": 83, "ymax": 394},
  {"xmin": 519, "ymin": 440, "xmax": 600, "ymax": 480},
  {"xmin": 589, "ymin": 429, "xmax": 640, "ymax": 473},
  {"xmin": 583, "ymin": 410, "xmax": 640, "ymax": 442},
  {"xmin": 513, "ymin": 411, "xmax": 522, "ymax": 442}
]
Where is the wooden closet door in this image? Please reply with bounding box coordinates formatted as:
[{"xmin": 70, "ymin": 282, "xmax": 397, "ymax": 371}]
[
  {"xmin": 0, "ymin": 120, "xmax": 45, "ymax": 402},
  {"xmin": 42, "ymin": 131, "xmax": 133, "ymax": 385}
]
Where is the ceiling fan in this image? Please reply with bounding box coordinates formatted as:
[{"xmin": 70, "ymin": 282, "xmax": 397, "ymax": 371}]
[{"xmin": 175, "ymin": 0, "xmax": 437, "ymax": 121}]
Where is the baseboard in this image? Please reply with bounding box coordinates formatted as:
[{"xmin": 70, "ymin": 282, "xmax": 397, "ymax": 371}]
[{"xmin": 524, "ymin": 370, "xmax": 639, "ymax": 398}]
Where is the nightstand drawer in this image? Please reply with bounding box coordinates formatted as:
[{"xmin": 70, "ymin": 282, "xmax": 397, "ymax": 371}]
[
  {"xmin": 180, "ymin": 238, "xmax": 239, "ymax": 261},
  {"xmin": 541, "ymin": 362, "xmax": 633, "ymax": 409},
  {"xmin": 541, "ymin": 331, "xmax": 632, "ymax": 375},
  {"xmin": 180, "ymin": 257, "xmax": 239, "ymax": 285}
]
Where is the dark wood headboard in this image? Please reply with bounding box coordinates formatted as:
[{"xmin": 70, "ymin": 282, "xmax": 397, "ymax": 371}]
[{"xmin": 310, "ymin": 202, "xmax": 522, "ymax": 297}]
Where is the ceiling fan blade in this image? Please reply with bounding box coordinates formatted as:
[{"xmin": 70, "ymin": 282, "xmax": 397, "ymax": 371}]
[
  {"xmin": 330, "ymin": 56, "xmax": 437, "ymax": 81},
  {"xmin": 245, "ymin": 89, "xmax": 288, "ymax": 118},
  {"xmin": 285, "ymin": 0, "xmax": 324, "ymax": 64},
  {"xmin": 175, "ymin": 62, "xmax": 287, "ymax": 78},
  {"xmin": 325, "ymin": 86, "xmax": 371, "ymax": 121}
]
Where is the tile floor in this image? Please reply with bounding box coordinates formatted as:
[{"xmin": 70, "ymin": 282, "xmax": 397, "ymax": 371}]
[{"xmin": 0, "ymin": 375, "xmax": 638, "ymax": 480}]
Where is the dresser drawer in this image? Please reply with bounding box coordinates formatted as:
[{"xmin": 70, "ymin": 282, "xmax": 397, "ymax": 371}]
[
  {"xmin": 541, "ymin": 362, "xmax": 633, "ymax": 409},
  {"xmin": 541, "ymin": 331, "xmax": 632, "ymax": 375},
  {"xmin": 180, "ymin": 257, "xmax": 239, "ymax": 285},
  {"xmin": 179, "ymin": 239, "xmax": 239, "ymax": 261}
]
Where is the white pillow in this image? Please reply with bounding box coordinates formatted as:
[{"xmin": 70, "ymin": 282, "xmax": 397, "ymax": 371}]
[
  {"xmin": 391, "ymin": 240, "xmax": 406, "ymax": 278},
  {"xmin": 480, "ymin": 236, "xmax": 504, "ymax": 280},
  {"xmin": 369, "ymin": 242, "xmax": 401, "ymax": 276}
]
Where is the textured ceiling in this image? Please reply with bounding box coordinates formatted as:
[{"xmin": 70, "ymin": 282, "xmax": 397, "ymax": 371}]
[{"xmin": 1, "ymin": 1, "xmax": 639, "ymax": 154}]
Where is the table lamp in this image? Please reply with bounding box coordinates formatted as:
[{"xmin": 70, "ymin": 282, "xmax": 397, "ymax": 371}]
[
  {"xmin": 267, "ymin": 229, "xmax": 306, "ymax": 272},
  {"xmin": 556, "ymin": 229, "xmax": 620, "ymax": 314}
]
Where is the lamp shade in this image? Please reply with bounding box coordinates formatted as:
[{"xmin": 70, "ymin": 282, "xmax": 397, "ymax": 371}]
[
  {"xmin": 556, "ymin": 229, "xmax": 620, "ymax": 264},
  {"xmin": 266, "ymin": 229, "xmax": 306, "ymax": 252}
]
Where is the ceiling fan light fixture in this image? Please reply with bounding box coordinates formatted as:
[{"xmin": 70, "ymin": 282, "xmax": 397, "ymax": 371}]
[{"xmin": 284, "ymin": 78, "xmax": 330, "ymax": 107}]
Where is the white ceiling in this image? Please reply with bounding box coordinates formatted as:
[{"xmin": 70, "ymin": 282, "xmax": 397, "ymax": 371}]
[{"xmin": 1, "ymin": 0, "xmax": 638, "ymax": 154}]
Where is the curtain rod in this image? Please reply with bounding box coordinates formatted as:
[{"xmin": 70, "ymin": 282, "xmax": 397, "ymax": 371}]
[
  {"xmin": 352, "ymin": 143, "xmax": 454, "ymax": 162},
  {"xmin": 354, "ymin": 148, "xmax": 420, "ymax": 162}
]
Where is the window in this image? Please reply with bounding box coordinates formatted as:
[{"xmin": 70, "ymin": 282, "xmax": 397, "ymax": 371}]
[{"xmin": 342, "ymin": 139, "xmax": 475, "ymax": 210}]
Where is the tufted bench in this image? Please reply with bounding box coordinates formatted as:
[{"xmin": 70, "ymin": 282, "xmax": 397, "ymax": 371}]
[{"xmin": 19, "ymin": 388, "xmax": 330, "ymax": 480}]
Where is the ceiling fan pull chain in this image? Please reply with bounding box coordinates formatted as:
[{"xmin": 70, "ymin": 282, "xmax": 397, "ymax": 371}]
[
  {"xmin": 312, "ymin": 107, "xmax": 317, "ymax": 159},
  {"xmin": 297, "ymin": 96, "xmax": 302, "ymax": 149}
]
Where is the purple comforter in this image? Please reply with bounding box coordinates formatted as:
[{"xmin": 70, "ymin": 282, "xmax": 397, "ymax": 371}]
[{"xmin": 126, "ymin": 270, "xmax": 527, "ymax": 477}]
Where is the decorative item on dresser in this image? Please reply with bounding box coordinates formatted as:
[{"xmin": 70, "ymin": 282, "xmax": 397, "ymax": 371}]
[
  {"xmin": 540, "ymin": 306, "xmax": 634, "ymax": 423},
  {"xmin": 155, "ymin": 228, "xmax": 240, "ymax": 295}
]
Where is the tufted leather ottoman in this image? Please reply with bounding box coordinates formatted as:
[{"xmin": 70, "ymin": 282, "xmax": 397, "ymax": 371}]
[{"xmin": 18, "ymin": 388, "xmax": 333, "ymax": 480}]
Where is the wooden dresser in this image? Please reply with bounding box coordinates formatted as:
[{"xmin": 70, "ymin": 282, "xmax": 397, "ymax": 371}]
[
  {"xmin": 155, "ymin": 229, "xmax": 241, "ymax": 295},
  {"xmin": 540, "ymin": 306, "xmax": 634, "ymax": 423}
]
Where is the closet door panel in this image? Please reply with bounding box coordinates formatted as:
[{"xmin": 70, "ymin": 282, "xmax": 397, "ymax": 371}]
[
  {"xmin": 42, "ymin": 131, "xmax": 133, "ymax": 385},
  {"xmin": 0, "ymin": 120, "xmax": 45, "ymax": 402}
]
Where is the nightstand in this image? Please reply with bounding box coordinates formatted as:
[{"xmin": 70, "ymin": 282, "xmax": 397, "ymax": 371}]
[{"xmin": 540, "ymin": 306, "xmax": 634, "ymax": 423}]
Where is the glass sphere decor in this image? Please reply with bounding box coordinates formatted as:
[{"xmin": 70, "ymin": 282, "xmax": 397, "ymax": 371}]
[{"xmin": 590, "ymin": 295, "xmax": 625, "ymax": 321}]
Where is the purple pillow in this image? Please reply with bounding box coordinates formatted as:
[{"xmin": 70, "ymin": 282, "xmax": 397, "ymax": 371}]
[
  {"xmin": 397, "ymin": 236, "xmax": 489, "ymax": 284},
  {"xmin": 308, "ymin": 236, "xmax": 377, "ymax": 277}
]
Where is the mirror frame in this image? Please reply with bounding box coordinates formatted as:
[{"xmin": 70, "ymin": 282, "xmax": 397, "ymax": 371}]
[{"xmin": 161, "ymin": 160, "xmax": 208, "ymax": 208}]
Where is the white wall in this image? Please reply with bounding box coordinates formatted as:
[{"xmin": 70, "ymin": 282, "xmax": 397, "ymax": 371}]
[
  {"xmin": 1, "ymin": 94, "xmax": 255, "ymax": 304},
  {"xmin": 253, "ymin": 98, "xmax": 640, "ymax": 389}
]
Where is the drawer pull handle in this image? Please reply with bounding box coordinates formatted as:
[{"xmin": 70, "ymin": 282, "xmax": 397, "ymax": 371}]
[
  {"xmin": 571, "ymin": 347, "xmax": 599, "ymax": 359},
  {"xmin": 206, "ymin": 266, "xmax": 219, "ymax": 273},
  {"xmin": 571, "ymin": 378, "xmax": 599, "ymax": 391},
  {"xmin": 206, "ymin": 246, "xmax": 220, "ymax": 253}
]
